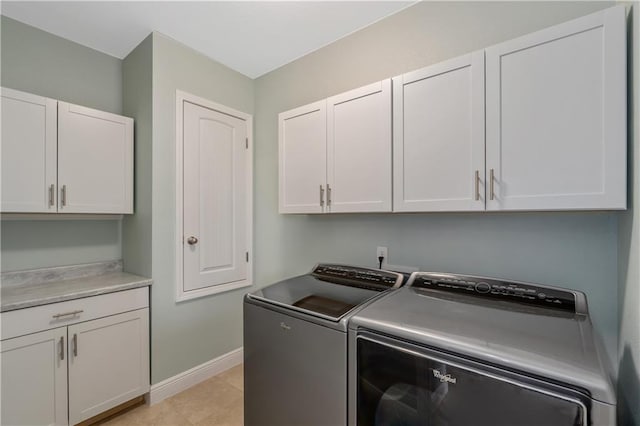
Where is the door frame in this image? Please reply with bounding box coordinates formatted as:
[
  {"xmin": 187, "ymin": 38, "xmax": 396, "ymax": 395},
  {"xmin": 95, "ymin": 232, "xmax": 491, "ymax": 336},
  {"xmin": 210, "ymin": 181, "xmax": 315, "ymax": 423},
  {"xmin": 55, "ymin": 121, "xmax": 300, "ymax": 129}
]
[{"xmin": 175, "ymin": 90, "xmax": 253, "ymax": 302}]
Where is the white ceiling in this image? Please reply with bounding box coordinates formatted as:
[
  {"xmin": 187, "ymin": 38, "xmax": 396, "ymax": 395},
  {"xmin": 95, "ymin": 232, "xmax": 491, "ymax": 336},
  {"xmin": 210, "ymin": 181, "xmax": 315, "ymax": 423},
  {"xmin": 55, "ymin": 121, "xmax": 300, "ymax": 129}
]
[{"xmin": 1, "ymin": 1, "xmax": 414, "ymax": 79}]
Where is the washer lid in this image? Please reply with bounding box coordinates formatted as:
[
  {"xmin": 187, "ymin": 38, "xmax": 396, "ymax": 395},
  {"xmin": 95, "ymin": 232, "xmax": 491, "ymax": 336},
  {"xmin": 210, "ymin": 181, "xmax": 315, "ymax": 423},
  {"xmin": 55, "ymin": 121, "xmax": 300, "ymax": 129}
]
[
  {"xmin": 248, "ymin": 275, "xmax": 379, "ymax": 322},
  {"xmin": 349, "ymin": 287, "xmax": 615, "ymax": 405}
]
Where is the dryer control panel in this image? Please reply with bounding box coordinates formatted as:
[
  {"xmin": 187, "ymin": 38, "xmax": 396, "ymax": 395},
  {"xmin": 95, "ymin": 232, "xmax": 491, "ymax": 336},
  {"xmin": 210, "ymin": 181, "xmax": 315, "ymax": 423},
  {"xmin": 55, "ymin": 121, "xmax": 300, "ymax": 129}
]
[
  {"xmin": 410, "ymin": 272, "xmax": 579, "ymax": 314},
  {"xmin": 312, "ymin": 264, "xmax": 404, "ymax": 291}
]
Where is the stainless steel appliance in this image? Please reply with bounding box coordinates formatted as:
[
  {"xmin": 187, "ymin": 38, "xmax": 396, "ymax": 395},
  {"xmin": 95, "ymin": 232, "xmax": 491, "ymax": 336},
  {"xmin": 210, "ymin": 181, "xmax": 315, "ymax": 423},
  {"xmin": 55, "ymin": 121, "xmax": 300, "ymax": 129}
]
[
  {"xmin": 244, "ymin": 263, "xmax": 404, "ymax": 426},
  {"xmin": 348, "ymin": 272, "xmax": 616, "ymax": 426}
]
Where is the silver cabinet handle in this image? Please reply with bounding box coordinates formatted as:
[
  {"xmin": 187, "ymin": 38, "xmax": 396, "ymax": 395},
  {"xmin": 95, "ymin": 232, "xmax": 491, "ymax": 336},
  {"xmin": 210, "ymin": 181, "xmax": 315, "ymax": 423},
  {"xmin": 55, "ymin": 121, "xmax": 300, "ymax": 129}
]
[
  {"xmin": 73, "ymin": 333, "xmax": 78, "ymax": 357},
  {"xmin": 489, "ymin": 169, "xmax": 495, "ymax": 201},
  {"xmin": 327, "ymin": 184, "xmax": 332, "ymax": 207},
  {"xmin": 187, "ymin": 236, "xmax": 199, "ymax": 245},
  {"xmin": 475, "ymin": 170, "xmax": 480, "ymax": 201},
  {"xmin": 60, "ymin": 185, "xmax": 67, "ymax": 207},
  {"xmin": 280, "ymin": 322, "xmax": 291, "ymax": 331},
  {"xmin": 319, "ymin": 185, "xmax": 325, "ymax": 207},
  {"xmin": 52, "ymin": 310, "xmax": 83, "ymax": 319},
  {"xmin": 59, "ymin": 336, "xmax": 64, "ymax": 361},
  {"xmin": 49, "ymin": 184, "xmax": 55, "ymax": 207}
]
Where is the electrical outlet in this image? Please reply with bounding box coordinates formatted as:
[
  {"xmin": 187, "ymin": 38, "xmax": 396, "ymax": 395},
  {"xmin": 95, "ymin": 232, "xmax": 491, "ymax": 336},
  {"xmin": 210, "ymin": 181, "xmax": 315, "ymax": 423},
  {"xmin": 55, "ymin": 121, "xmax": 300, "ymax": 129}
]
[
  {"xmin": 377, "ymin": 246, "xmax": 388, "ymax": 261},
  {"xmin": 376, "ymin": 246, "xmax": 418, "ymax": 272}
]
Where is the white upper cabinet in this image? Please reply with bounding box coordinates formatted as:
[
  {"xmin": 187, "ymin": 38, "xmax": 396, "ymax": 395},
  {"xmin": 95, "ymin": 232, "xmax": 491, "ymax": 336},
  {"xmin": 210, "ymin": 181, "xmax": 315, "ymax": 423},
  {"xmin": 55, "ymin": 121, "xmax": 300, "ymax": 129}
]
[
  {"xmin": 277, "ymin": 6, "xmax": 626, "ymax": 215},
  {"xmin": 1, "ymin": 88, "xmax": 57, "ymax": 213},
  {"xmin": 1, "ymin": 88, "xmax": 134, "ymax": 214},
  {"xmin": 485, "ymin": 5, "xmax": 626, "ymax": 211},
  {"xmin": 57, "ymin": 102, "xmax": 133, "ymax": 213},
  {"xmin": 393, "ymin": 52, "xmax": 485, "ymax": 212},
  {"xmin": 279, "ymin": 101, "xmax": 327, "ymax": 214},
  {"xmin": 327, "ymin": 80, "xmax": 392, "ymax": 213},
  {"xmin": 279, "ymin": 80, "xmax": 392, "ymax": 214}
]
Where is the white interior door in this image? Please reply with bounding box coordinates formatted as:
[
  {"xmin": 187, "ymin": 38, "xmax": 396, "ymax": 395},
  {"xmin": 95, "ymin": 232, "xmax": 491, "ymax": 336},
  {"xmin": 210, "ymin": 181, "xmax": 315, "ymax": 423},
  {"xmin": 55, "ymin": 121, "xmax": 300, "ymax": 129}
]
[
  {"xmin": 182, "ymin": 100, "xmax": 248, "ymax": 295},
  {"xmin": 1, "ymin": 327, "xmax": 68, "ymax": 426},
  {"xmin": 393, "ymin": 52, "xmax": 485, "ymax": 212},
  {"xmin": 1, "ymin": 88, "xmax": 57, "ymax": 213}
]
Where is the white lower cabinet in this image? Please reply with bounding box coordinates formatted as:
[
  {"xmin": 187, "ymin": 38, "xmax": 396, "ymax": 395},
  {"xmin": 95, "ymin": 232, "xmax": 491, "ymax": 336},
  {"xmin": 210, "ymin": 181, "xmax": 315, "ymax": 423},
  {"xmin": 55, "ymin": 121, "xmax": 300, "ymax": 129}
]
[
  {"xmin": 68, "ymin": 309, "xmax": 149, "ymax": 425},
  {"xmin": 1, "ymin": 328, "xmax": 68, "ymax": 426},
  {"xmin": 0, "ymin": 288, "xmax": 149, "ymax": 426}
]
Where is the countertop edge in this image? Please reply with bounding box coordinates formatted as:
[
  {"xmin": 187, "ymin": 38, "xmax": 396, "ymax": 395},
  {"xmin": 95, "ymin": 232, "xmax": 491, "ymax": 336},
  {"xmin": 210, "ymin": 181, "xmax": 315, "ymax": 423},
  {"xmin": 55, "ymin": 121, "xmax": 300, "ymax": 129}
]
[{"xmin": 1, "ymin": 277, "xmax": 153, "ymax": 313}]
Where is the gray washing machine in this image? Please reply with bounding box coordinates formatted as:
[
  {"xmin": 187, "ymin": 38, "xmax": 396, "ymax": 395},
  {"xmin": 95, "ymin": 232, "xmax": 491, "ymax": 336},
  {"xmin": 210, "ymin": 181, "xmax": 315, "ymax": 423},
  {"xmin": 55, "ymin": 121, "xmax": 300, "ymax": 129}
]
[
  {"xmin": 348, "ymin": 272, "xmax": 616, "ymax": 426},
  {"xmin": 244, "ymin": 264, "xmax": 404, "ymax": 426}
]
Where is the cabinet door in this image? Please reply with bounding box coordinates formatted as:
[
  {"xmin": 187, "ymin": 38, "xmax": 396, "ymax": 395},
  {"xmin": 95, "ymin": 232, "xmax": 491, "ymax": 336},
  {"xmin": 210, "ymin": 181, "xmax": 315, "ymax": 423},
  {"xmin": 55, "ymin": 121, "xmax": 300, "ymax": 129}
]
[
  {"xmin": 68, "ymin": 309, "xmax": 149, "ymax": 425},
  {"xmin": 486, "ymin": 6, "xmax": 626, "ymax": 211},
  {"xmin": 1, "ymin": 88, "xmax": 57, "ymax": 213},
  {"xmin": 279, "ymin": 101, "xmax": 327, "ymax": 213},
  {"xmin": 57, "ymin": 102, "xmax": 133, "ymax": 213},
  {"xmin": 1, "ymin": 327, "xmax": 68, "ymax": 426},
  {"xmin": 327, "ymin": 80, "xmax": 392, "ymax": 212},
  {"xmin": 393, "ymin": 52, "xmax": 485, "ymax": 212}
]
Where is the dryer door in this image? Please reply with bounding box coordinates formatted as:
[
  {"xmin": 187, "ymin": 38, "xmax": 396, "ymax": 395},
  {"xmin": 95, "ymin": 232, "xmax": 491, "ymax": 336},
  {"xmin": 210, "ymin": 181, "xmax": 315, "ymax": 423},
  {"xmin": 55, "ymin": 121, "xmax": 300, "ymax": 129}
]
[{"xmin": 356, "ymin": 333, "xmax": 588, "ymax": 426}]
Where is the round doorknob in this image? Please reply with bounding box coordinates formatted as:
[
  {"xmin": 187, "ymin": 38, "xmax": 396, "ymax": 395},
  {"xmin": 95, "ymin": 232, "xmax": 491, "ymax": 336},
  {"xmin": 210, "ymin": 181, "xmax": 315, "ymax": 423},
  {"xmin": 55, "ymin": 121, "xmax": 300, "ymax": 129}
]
[{"xmin": 187, "ymin": 236, "xmax": 199, "ymax": 245}]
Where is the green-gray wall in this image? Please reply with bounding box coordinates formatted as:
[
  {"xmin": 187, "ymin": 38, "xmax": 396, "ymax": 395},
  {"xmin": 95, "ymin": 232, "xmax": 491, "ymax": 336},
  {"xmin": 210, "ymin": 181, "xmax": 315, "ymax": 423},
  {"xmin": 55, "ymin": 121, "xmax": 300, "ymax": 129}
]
[
  {"xmin": 122, "ymin": 34, "xmax": 153, "ymax": 279},
  {"xmin": 618, "ymin": 2, "xmax": 640, "ymax": 424},
  {"xmin": 145, "ymin": 33, "xmax": 254, "ymax": 383},
  {"xmin": 1, "ymin": 16, "xmax": 123, "ymax": 272},
  {"xmin": 254, "ymin": 0, "xmax": 620, "ymax": 370},
  {"xmin": 1, "ymin": 16, "xmax": 121, "ymax": 113}
]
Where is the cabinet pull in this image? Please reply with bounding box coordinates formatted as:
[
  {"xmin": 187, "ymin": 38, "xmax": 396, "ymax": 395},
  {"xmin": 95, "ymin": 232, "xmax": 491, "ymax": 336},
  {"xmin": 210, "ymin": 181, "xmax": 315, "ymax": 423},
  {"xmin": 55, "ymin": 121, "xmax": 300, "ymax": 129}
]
[
  {"xmin": 489, "ymin": 169, "xmax": 495, "ymax": 201},
  {"xmin": 319, "ymin": 185, "xmax": 325, "ymax": 207},
  {"xmin": 59, "ymin": 336, "xmax": 64, "ymax": 361},
  {"xmin": 280, "ymin": 322, "xmax": 291, "ymax": 331},
  {"xmin": 49, "ymin": 184, "xmax": 55, "ymax": 207},
  {"xmin": 73, "ymin": 333, "xmax": 78, "ymax": 357},
  {"xmin": 61, "ymin": 185, "xmax": 67, "ymax": 207},
  {"xmin": 475, "ymin": 170, "xmax": 480, "ymax": 201},
  {"xmin": 52, "ymin": 309, "xmax": 84, "ymax": 319},
  {"xmin": 327, "ymin": 184, "xmax": 332, "ymax": 207}
]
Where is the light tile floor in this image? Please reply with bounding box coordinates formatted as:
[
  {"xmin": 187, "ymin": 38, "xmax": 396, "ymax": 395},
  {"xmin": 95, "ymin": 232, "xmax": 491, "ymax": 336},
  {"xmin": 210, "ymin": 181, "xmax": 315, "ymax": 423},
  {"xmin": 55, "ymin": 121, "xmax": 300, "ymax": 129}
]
[{"xmin": 101, "ymin": 365, "xmax": 244, "ymax": 426}]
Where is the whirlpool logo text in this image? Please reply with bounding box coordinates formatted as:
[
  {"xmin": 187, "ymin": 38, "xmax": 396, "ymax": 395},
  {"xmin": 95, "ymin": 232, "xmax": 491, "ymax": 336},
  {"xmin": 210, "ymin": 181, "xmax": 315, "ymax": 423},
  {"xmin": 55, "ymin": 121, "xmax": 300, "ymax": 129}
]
[{"xmin": 432, "ymin": 369, "xmax": 457, "ymax": 384}]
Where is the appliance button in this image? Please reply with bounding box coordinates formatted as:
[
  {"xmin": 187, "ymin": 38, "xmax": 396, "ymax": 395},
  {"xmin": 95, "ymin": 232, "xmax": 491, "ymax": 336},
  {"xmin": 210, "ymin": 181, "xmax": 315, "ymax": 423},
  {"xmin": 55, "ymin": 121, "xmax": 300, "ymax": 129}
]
[
  {"xmin": 475, "ymin": 282, "xmax": 491, "ymax": 293},
  {"xmin": 538, "ymin": 293, "xmax": 546, "ymax": 299}
]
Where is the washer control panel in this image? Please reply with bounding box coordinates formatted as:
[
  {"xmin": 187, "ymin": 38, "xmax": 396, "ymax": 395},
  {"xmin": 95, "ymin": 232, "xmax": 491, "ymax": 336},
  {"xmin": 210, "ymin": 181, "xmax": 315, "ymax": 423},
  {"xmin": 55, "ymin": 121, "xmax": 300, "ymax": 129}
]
[
  {"xmin": 411, "ymin": 272, "xmax": 577, "ymax": 313},
  {"xmin": 312, "ymin": 264, "xmax": 404, "ymax": 291}
]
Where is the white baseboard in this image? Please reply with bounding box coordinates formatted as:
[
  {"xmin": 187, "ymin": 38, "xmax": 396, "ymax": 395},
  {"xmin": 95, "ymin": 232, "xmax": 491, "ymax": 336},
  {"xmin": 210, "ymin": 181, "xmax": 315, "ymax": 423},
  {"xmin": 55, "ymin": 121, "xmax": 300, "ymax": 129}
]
[{"xmin": 147, "ymin": 347, "xmax": 243, "ymax": 405}]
